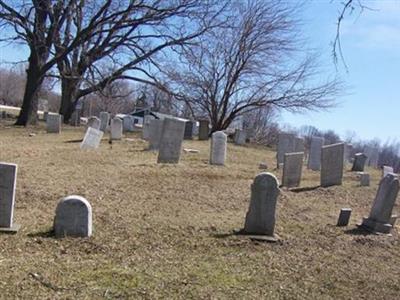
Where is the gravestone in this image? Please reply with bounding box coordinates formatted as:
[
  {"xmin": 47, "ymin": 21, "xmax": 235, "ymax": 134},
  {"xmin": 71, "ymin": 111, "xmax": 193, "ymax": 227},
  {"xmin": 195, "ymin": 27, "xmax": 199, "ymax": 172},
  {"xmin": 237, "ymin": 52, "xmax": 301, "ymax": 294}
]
[
  {"xmin": 69, "ymin": 109, "xmax": 81, "ymax": 126},
  {"xmin": 80, "ymin": 127, "xmax": 104, "ymax": 150},
  {"xmin": 54, "ymin": 195, "xmax": 92, "ymax": 238},
  {"xmin": 87, "ymin": 116, "xmax": 101, "ymax": 130},
  {"xmin": 382, "ymin": 166, "xmax": 394, "ymax": 178},
  {"xmin": 142, "ymin": 115, "xmax": 154, "ymax": 140},
  {"xmin": 308, "ymin": 136, "xmax": 324, "ymax": 171},
  {"xmin": 210, "ymin": 131, "xmax": 227, "ymax": 165},
  {"xmin": 148, "ymin": 119, "xmax": 164, "ymax": 151},
  {"xmin": 198, "ymin": 120, "xmax": 209, "ymax": 140},
  {"xmin": 0, "ymin": 163, "xmax": 20, "ymax": 232},
  {"xmin": 184, "ymin": 121, "xmax": 194, "ymax": 140},
  {"xmin": 337, "ymin": 208, "xmax": 352, "ymax": 226},
  {"xmin": 282, "ymin": 152, "xmax": 304, "ymax": 188},
  {"xmin": 359, "ymin": 173, "xmax": 399, "ymax": 234},
  {"xmin": 99, "ymin": 111, "xmax": 110, "ymax": 132},
  {"xmin": 234, "ymin": 129, "xmax": 247, "ymax": 145},
  {"xmin": 360, "ymin": 172, "xmax": 370, "ymax": 186},
  {"xmin": 365, "ymin": 146, "xmax": 379, "ymax": 168},
  {"xmin": 43, "ymin": 111, "xmax": 48, "ymax": 121},
  {"xmin": 344, "ymin": 144, "xmax": 354, "ymax": 163},
  {"xmin": 320, "ymin": 143, "xmax": 345, "ymax": 187},
  {"xmin": 122, "ymin": 116, "xmax": 134, "ymax": 132},
  {"xmin": 294, "ymin": 137, "xmax": 305, "ymax": 153},
  {"xmin": 110, "ymin": 117, "xmax": 123, "ymax": 140},
  {"xmin": 277, "ymin": 133, "xmax": 296, "ymax": 167},
  {"xmin": 157, "ymin": 118, "xmax": 185, "ymax": 163},
  {"xmin": 351, "ymin": 153, "xmax": 367, "ymax": 172},
  {"xmin": 240, "ymin": 172, "xmax": 280, "ymax": 241},
  {"xmin": 46, "ymin": 114, "xmax": 62, "ymax": 133}
]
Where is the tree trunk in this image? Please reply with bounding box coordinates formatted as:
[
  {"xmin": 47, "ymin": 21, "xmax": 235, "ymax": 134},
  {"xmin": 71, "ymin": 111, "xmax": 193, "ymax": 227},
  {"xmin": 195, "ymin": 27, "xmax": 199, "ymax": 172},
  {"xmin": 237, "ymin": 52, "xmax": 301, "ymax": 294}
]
[
  {"xmin": 15, "ymin": 55, "xmax": 44, "ymax": 126},
  {"xmin": 59, "ymin": 77, "xmax": 80, "ymax": 123}
]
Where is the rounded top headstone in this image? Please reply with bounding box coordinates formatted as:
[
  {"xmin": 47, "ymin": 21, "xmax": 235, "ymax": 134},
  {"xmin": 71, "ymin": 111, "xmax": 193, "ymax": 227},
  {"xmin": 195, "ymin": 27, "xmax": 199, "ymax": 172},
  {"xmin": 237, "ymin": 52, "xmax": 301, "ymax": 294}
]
[
  {"xmin": 253, "ymin": 172, "xmax": 279, "ymax": 189},
  {"xmin": 212, "ymin": 131, "xmax": 226, "ymax": 139}
]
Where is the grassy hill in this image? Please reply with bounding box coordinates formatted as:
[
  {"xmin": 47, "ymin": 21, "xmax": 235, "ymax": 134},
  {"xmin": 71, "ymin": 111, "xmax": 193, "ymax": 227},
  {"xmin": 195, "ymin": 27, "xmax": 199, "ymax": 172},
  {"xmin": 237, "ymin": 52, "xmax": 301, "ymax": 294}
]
[{"xmin": 0, "ymin": 120, "xmax": 398, "ymax": 299}]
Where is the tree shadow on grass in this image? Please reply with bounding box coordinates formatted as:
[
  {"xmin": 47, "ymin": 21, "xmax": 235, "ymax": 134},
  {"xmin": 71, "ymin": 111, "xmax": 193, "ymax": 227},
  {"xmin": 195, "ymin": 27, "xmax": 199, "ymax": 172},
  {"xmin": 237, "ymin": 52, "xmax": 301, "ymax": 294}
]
[{"xmin": 64, "ymin": 139, "xmax": 83, "ymax": 143}]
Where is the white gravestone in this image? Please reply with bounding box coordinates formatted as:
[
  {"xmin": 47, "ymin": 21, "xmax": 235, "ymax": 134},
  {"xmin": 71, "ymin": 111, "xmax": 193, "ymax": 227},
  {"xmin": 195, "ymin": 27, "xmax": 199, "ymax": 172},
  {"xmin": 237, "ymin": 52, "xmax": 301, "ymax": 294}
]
[
  {"xmin": 210, "ymin": 131, "xmax": 227, "ymax": 165},
  {"xmin": 320, "ymin": 143, "xmax": 345, "ymax": 187},
  {"xmin": 122, "ymin": 116, "xmax": 134, "ymax": 132},
  {"xmin": 234, "ymin": 129, "xmax": 246, "ymax": 145},
  {"xmin": 148, "ymin": 119, "xmax": 164, "ymax": 151},
  {"xmin": 142, "ymin": 115, "xmax": 154, "ymax": 140},
  {"xmin": 80, "ymin": 127, "xmax": 104, "ymax": 150},
  {"xmin": 0, "ymin": 163, "xmax": 20, "ymax": 232},
  {"xmin": 87, "ymin": 116, "xmax": 101, "ymax": 130},
  {"xmin": 282, "ymin": 152, "xmax": 304, "ymax": 188},
  {"xmin": 277, "ymin": 133, "xmax": 296, "ymax": 168},
  {"xmin": 382, "ymin": 166, "xmax": 394, "ymax": 178},
  {"xmin": 359, "ymin": 173, "xmax": 399, "ymax": 234},
  {"xmin": 308, "ymin": 137, "xmax": 324, "ymax": 171},
  {"xmin": 157, "ymin": 118, "xmax": 186, "ymax": 164},
  {"xmin": 110, "ymin": 117, "xmax": 123, "ymax": 140},
  {"xmin": 54, "ymin": 195, "xmax": 92, "ymax": 238},
  {"xmin": 99, "ymin": 111, "xmax": 110, "ymax": 132},
  {"xmin": 46, "ymin": 114, "xmax": 62, "ymax": 134}
]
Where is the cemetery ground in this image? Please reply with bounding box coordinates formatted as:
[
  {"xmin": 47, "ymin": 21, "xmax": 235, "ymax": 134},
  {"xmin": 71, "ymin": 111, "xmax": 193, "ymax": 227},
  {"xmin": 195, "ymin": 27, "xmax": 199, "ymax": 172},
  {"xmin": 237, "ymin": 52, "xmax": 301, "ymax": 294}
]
[{"xmin": 0, "ymin": 121, "xmax": 399, "ymax": 299}]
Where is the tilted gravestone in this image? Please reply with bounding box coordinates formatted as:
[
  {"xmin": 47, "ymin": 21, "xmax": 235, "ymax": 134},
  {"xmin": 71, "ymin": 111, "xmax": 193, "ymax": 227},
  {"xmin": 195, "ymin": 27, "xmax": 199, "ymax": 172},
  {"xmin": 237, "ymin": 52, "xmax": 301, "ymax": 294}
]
[
  {"xmin": 239, "ymin": 172, "xmax": 280, "ymax": 241},
  {"xmin": 148, "ymin": 119, "xmax": 164, "ymax": 151},
  {"xmin": 99, "ymin": 111, "xmax": 110, "ymax": 132},
  {"xmin": 282, "ymin": 152, "xmax": 304, "ymax": 188},
  {"xmin": 337, "ymin": 208, "xmax": 352, "ymax": 226},
  {"xmin": 308, "ymin": 136, "xmax": 324, "ymax": 171},
  {"xmin": 382, "ymin": 166, "xmax": 394, "ymax": 178},
  {"xmin": 320, "ymin": 143, "xmax": 345, "ymax": 187},
  {"xmin": 110, "ymin": 117, "xmax": 123, "ymax": 140},
  {"xmin": 277, "ymin": 133, "xmax": 296, "ymax": 167},
  {"xmin": 54, "ymin": 195, "xmax": 92, "ymax": 238},
  {"xmin": 87, "ymin": 116, "xmax": 101, "ymax": 130},
  {"xmin": 184, "ymin": 121, "xmax": 194, "ymax": 140},
  {"xmin": 157, "ymin": 118, "xmax": 186, "ymax": 164},
  {"xmin": 142, "ymin": 115, "xmax": 154, "ymax": 140},
  {"xmin": 0, "ymin": 163, "xmax": 20, "ymax": 232},
  {"xmin": 360, "ymin": 172, "xmax": 370, "ymax": 186},
  {"xmin": 234, "ymin": 129, "xmax": 247, "ymax": 145},
  {"xmin": 359, "ymin": 173, "xmax": 399, "ymax": 234},
  {"xmin": 46, "ymin": 114, "xmax": 62, "ymax": 133},
  {"xmin": 80, "ymin": 127, "xmax": 104, "ymax": 150},
  {"xmin": 198, "ymin": 120, "xmax": 209, "ymax": 140},
  {"xmin": 210, "ymin": 131, "xmax": 227, "ymax": 165},
  {"xmin": 351, "ymin": 153, "xmax": 367, "ymax": 172}
]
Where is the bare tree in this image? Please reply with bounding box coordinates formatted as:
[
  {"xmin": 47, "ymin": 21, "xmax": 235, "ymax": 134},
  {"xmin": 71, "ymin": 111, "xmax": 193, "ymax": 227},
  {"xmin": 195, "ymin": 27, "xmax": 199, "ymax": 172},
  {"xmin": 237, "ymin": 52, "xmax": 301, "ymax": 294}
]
[{"xmin": 163, "ymin": 0, "xmax": 342, "ymax": 133}]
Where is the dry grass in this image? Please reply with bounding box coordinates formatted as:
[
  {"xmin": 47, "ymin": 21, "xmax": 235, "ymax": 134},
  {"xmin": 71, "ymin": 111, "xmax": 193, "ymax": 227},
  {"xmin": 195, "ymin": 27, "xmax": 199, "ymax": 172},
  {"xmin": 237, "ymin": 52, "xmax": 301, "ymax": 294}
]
[{"xmin": 0, "ymin": 119, "xmax": 399, "ymax": 299}]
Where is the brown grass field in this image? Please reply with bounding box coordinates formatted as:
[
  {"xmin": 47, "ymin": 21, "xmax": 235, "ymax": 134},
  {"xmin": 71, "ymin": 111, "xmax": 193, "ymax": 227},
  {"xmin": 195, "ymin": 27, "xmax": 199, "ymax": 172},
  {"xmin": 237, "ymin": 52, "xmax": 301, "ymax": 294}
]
[{"xmin": 0, "ymin": 119, "xmax": 399, "ymax": 299}]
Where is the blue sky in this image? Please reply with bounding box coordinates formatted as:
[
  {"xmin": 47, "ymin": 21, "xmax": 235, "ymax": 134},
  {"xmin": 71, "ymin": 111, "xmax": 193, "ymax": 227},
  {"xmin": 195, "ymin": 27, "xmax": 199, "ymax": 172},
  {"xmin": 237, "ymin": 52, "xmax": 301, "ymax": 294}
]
[
  {"xmin": 281, "ymin": 0, "xmax": 400, "ymax": 142},
  {"xmin": 0, "ymin": 1, "xmax": 399, "ymax": 142}
]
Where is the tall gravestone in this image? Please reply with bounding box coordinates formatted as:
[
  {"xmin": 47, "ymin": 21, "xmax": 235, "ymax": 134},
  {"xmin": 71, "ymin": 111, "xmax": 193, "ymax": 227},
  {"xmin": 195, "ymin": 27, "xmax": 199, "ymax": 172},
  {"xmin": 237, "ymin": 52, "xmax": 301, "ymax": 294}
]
[
  {"xmin": 282, "ymin": 152, "xmax": 304, "ymax": 188},
  {"xmin": 210, "ymin": 131, "xmax": 227, "ymax": 165},
  {"xmin": 87, "ymin": 116, "xmax": 101, "ymax": 130},
  {"xmin": 320, "ymin": 143, "xmax": 345, "ymax": 187},
  {"xmin": 198, "ymin": 120, "xmax": 209, "ymax": 140},
  {"xmin": 69, "ymin": 110, "xmax": 81, "ymax": 126},
  {"xmin": 46, "ymin": 114, "xmax": 62, "ymax": 133},
  {"xmin": 365, "ymin": 146, "xmax": 379, "ymax": 168},
  {"xmin": 0, "ymin": 163, "xmax": 20, "ymax": 232},
  {"xmin": 351, "ymin": 153, "xmax": 367, "ymax": 172},
  {"xmin": 308, "ymin": 136, "xmax": 324, "ymax": 171},
  {"xmin": 359, "ymin": 173, "xmax": 399, "ymax": 234},
  {"xmin": 344, "ymin": 144, "xmax": 354, "ymax": 163},
  {"xmin": 122, "ymin": 116, "xmax": 134, "ymax": 132},
  {"xmin": 239, "ymin": 172, "xmax": 280, "ymax": 241},
  {"xmin": 54, "ymin": 195, "xmax": 92, "ymax": 238},
  {"xmin": 99, "ymin": 112, "xmax": 110, "ymax": 132},
  {"xmin": 80, "ymin": 127, "xmax": 104, "ymax": 150},
  {"xmin": 234, "ymin": 129, "xmax": 247, "ymax": 145},
  {"xmin": 148, "ymin": 119, "xmax": 164, "ymax": 151},
  {"xmin": 184, "ymin": 121, "xmax": 194, "ymax": 140},
  {"xmin": 142, "ymin": 115, "xmax": 154, "ymax": 140},
  {"xmin": 157, "ymin": 118, "xmax": 185, "ymax": 164},
  {"xmin": 110, "ymin": 117, "xmax": 123, "ymax": 140},
  {"xmin": 277, "ymin": 133, "xmax": 296, "ymax": 167}
]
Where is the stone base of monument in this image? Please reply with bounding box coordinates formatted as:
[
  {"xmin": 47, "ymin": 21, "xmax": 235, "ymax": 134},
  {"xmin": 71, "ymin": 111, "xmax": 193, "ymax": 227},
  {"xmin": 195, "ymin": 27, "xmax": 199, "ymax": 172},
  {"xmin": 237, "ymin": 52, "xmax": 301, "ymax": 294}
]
[
  {"xmin": 357, "ymin": 217, "xmax": 393, "ymax": 235},
  {"xmin": 0, "ymin": 223, "xmax": 21, "ymax": 233},
  {"xmin": 233, "ymin": 229, "xmax": 280, "ymax": 243}
]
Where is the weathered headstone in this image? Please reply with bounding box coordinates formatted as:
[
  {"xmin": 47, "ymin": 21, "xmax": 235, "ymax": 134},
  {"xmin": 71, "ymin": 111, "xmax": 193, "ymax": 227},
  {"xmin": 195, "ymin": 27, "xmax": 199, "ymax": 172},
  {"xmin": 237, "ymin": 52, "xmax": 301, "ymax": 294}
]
[
  {"xmin": 99, "ymin": 111, "xmax": 110, "ymax": 132},
  {"xmin": 365, "ymin": 146, "xmax": 379, "ymax": 168},
  {"xmin": 320, "ymin": 143, "xmax": 345, "ymax": 187},
  {"xmin": 360, "ymin": 172, "xmax": 370, "ymax": 186},
  {"xmin": 0, "ymin": 163, "xmax": 20, "ymax": 232},
  {"xmin": 142, "ymin": 115, "xmax": 154, "ymax": 140},
  {"xmin": 157, "ymin": 118, "xmax": 185, "ymax": 164},
  {"xmin": 382, "ymin": 166, "xmax": 394, "ymax": 178},
  {"xmin": 351, "ymin": 153, "xmax": 367, "ymax": 172},
  {"xmin": 87, "ymin": 116, "xmax": 101, "ymax": 130},
  {"xmin": 277, "ymin": 133, "xmax": 296, "ymax": 167},
  {"xmin": 54, "ymin": 195, "xmax": 92, "ymax": 238},
  {"xmin": 294, "ymin": 137, "xmax": 305, "ymax": 153},
  {"xmin": 234, "ymin": 129, "xmax": 247, "ymax": 145},
  {"xmin": 210, "ymin": 131, "xmax": 227, "ymax": 165},
  {"xmin": 198, "ymin": 120, "xmax": 209, "ymax": 140},
  {"xmin": 80, "ymin": 127, "xmax": 104, "ymax": 150},
  {"xmin": 240, "ymin": 172, "xmax": 280, "ymax": 241},
  {"xmin": 110, "ymin": 117, "xmax": 123, "ymax": 140},
  {"xmin": 344, "ymin": 144, "xmax": 354, "ymax": 163},
  {"xmin": 148, "ymin": 119, "xmax": 164, "ymax": 151},
  {"xmin": 337, "ymin": 208, "xmax": 352, "ymax": 226},
  {"xmin": 46, "ymin": 114, "xmax": 62, "ymax": 134},
  {"xmin": 184, "ymin": 121, "xmax": 194, "ymax": 140},
  {"xmin": 282, "ymin": 152, "xmax": 304, "ymax": 188},
  {"xmin": 69, "ymin": 109, "xmax": 81, "ymax": 126},
  {"xmin": 359, "ymin": 173, "xmax": 399, "ymax": 234},
  {"xmin": 122, "ymin": 116, "xmax": 134, "ymax": 132},
  {"xmin": 308, "ymin": 136, "xmax": 324, "ymax": 171}
]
